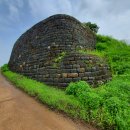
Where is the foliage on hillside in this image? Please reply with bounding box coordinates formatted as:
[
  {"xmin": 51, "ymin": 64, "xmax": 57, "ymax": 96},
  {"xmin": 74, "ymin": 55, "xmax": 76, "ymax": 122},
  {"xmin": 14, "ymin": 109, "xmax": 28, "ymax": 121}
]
[
  {"xmin": 96, "ymin": 34, "xmax": 130, "ymax": 75},
  {"xmin": 82, "ymin": 22, "xmax": 99, "ymax": 33},
  {"xmin": 66, "ymin": 35, "xmax": 130, "ymax": 129},
  {"xmin": 66, "ymin": 79, "xmax": 130, "ymax": 129}
]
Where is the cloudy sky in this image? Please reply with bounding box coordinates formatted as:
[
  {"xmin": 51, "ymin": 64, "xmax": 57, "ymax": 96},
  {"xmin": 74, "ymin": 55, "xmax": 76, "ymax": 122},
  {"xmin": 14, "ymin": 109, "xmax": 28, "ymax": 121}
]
[{"xmin": 0, "ymin": 0, "xmax": 130, "ymax": 66}]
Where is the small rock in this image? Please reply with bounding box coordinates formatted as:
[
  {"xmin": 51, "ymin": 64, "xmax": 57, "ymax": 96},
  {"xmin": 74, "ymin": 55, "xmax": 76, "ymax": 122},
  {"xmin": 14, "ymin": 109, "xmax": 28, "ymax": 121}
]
[
  {"xmin": 67, "ymin": 73, "xmax": 78, "ymax": 78},
  {"xmin": 62, "ymin": 73, "xmax": 68, "ymax": 78}
]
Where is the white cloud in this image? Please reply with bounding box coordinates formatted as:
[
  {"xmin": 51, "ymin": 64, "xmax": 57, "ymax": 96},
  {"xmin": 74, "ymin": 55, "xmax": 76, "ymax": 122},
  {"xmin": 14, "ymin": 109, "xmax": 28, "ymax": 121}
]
[
  {"xmin": 4, "ymin": 0, "xmax": 24, "ymax": 23},
  {"xmin": 28, "ymin": 0, "xmax": 73, "ymax": 20},
  {"xmin": 95, "ymin": 7, "xmax": 130, "ymax": 40},
  {"xmin": 28, "ymin": 0, "xmax": 58, "ymax": 19},
  {"xmin": 68, "ymin": 0, "xmax": 130, "ymax": 40},
  {"xmin": 55, "ymin": 0, "xmax": 72, "ymax": 14},
  {"xmin": 8, "ymin": 4, "xmax": 20, "ymax": 22},
  {"xmin": 5, "ymin": 0, "xmax": 24, "ymax": 8},
  {"xmin": 1, "ymin": 0, "xmax": 130, "ymax": 40}
]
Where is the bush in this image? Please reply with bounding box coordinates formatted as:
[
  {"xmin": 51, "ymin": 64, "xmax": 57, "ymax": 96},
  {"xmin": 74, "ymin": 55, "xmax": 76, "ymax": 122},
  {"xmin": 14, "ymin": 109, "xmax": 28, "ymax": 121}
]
[
  {"xmin": 1, "ymin": 64, "xmax": 9, "ymax": 72},
  {"xmin": 102, "ymin": 97, "xmax": 130, "ymax": 130},
  {"xmin": 104, "ymin": 97, "xmax": 127, "ymax": 117},
  {"xmin": 79, "ymin": 91, "xmax": 102, "ymax": 109},
  {"xmin": 66, "ymin": 78, "xmax": 130, "ymax": 129},
  {"xmin": 66, "ymin": 81, "xmax": 101, "ymax": 109},
  {"xmin": 65, "ymin": 81, "xmax": 91, "ymax": 96},
  {"xmin": 96, "ymin": 42, "xmax": 108, "ymax": 51},
  {"xmin": 82, "ymin": 22, "xmax": 99, "ymax": 33}
]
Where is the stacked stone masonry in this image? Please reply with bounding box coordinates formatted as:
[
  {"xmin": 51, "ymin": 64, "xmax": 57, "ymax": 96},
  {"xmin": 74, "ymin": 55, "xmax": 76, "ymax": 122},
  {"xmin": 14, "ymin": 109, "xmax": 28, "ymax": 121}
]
[{"xmin": 9, "ymin": 14, "xmax": 111, "ymax": 87}]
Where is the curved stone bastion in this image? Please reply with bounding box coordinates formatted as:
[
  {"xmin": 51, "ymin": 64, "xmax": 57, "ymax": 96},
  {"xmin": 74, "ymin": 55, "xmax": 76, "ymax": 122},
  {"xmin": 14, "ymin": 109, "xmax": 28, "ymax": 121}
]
[{"xmin": 9, "ymin": 14, "xmax": 111, "ymax": 87}]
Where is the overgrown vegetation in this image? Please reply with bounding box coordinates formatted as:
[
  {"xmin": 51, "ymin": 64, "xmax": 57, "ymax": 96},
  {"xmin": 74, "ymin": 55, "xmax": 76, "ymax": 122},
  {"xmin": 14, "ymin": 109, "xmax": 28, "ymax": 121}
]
[
  {"xmin": 66, "ymin": 35, "xmax": 130, "ymax": 129},
  {"xmin": 96, "ymin": 34, "xmax": 130, "ymax": 75},
  {"xmin": 52, "ymin": 52, "xmax": 66, "ymax": 68},
  {"xmin": 78, "ymin": 49, "xmax": 105, "ymax": 58},
  {"xmin": 1, "ymin": 35, "xmax": 130, "ymax": 130},
  {"xmin": 82, "ymin": 22, "xmax": 99, "ymax": 33},
  {"xmin": 1, "ymin": 64, "xmax": 9, "ymax": 72},
  {"xmin": 66, "ymin": 80, "xmax": 130, "ymax": 130},
  {"xmin": 78, "ymin": 34, "xmax": 130, "ymax": 75}
]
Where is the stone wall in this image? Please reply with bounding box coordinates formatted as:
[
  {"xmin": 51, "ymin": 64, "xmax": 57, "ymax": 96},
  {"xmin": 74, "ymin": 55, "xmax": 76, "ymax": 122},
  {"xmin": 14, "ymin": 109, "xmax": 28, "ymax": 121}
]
[{"xmin": 9, "ymin": 14, "xmax": 111, "ymax": 87}]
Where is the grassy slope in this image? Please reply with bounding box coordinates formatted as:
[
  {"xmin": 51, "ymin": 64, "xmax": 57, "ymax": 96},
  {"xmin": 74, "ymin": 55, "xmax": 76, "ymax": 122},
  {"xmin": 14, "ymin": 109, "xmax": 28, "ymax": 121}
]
[
  {"xmin": 76, "ymin": 35, "xmax": 130, "ymax": 129},
  {"xmin": 1, "ymin": 35, "xmax": 130, "ymax": 130},
  {"xmin": 96, "ymin": 34, "xmax": 130, "ymax": 75}
]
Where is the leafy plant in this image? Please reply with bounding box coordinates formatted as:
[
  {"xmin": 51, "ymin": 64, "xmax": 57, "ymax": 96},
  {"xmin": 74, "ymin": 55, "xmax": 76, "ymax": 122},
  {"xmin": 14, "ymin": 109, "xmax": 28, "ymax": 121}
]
[
  {"xmin": 54, "ymin": 52, "xmax": 66, "ymax": 63},
  {"xmin": 66, "ymin": 81, "xmax": 91, "ymax": 96},
  {"xmin": 1, "ymin": 64, "xmax": 9, "ymax": 72},
  {"xmin": 66, "ymin": 79, "xmax": 130, "ymax": 130},
  {"xmin": 52, "ymin": 52, "xmax": 66, "ymax": 68},
  {"xmin": 82, "ymin": 22, "xmax": 99, "ymax": 33}
]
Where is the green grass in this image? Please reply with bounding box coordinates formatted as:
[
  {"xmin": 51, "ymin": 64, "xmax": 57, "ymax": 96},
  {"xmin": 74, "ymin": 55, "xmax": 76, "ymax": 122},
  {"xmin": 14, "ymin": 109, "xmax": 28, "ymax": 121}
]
[
  {"xmin": 78, "ymin": 34, "xmax": 130, "ymax": 75},
  {"xmin": 52, "ymin": 52, "xmax": 66, "ymax": 68},
  {"xmin": 1, "ymin": 34, "xmax": 130, "ymax": 130},
  {"xmin": 66, "ymin": 79, "xmax": 130, "ymax": 130},
  {"xmin": 96, "ymin": 34, "xmax": 130, "ymax": 75},
  {"xmin": 78, "ymin": 49, "xmax": 105, "ymax": 58},
  {"xmin": 65, "ymin": 35, "xmax": 130, "ymax": 129}
]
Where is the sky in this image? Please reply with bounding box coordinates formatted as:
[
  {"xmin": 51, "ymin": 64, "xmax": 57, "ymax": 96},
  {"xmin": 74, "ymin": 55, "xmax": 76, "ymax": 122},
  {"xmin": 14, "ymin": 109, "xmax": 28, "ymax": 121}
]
[{"xmin": 0, "ymin": 0, "xmax": 130, "ymax": 66}]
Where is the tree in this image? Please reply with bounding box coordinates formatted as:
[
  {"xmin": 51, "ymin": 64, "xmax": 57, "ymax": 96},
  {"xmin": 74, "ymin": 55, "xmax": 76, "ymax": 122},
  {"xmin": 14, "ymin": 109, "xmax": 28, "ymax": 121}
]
[{"xmin": 82, "ymin": 22, "xmax": 99, "ymax": 33}]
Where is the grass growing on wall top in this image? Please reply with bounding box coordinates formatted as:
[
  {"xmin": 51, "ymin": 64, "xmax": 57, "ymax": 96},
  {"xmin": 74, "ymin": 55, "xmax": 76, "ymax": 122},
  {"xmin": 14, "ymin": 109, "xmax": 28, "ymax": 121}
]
[
  {"xmin": 78, "ymin": 49, "xmax": 105, "ymax": 58},
  {"xmin": 52, "ymin": 52, "xmax": 66, "ymax": 68}
]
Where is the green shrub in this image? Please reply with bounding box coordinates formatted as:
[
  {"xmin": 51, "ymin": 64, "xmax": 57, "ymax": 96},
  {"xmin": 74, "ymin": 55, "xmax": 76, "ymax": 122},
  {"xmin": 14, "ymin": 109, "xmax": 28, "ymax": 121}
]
[
  {"xmin": 102, "ymin": 97, "xmax": 130, "ymax": 130},
  {"xmin": 104, "ymin": 97, "xmax": 127, "ymax": 117},
  {"xmin": 65, "ymin": 81, "xmax": 91, "ymax": 96},
  {"xmin": 1, "ymin": 64, "xmax": 9, "ymax": 72},
  {"xmin": 79, "ymin": 91, "xmax": 102, "ymax": 109},
  {"xmin": 66, "ymin": 78, "xmax": 130, "ymax": 129}
]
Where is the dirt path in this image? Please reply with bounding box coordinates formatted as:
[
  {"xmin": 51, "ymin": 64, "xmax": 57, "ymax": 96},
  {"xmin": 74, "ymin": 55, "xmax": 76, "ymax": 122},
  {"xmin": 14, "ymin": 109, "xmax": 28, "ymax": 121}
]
[{"xmin": 0, "ymin": 72, "xmax": 97, "ymax": 130}]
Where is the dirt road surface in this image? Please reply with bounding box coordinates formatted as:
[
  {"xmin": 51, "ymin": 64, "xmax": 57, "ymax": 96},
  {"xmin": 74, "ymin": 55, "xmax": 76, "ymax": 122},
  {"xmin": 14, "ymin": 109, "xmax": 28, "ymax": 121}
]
[{"xmin": 0, "ymin": 72, "xmax": 97, "ymax": 130}]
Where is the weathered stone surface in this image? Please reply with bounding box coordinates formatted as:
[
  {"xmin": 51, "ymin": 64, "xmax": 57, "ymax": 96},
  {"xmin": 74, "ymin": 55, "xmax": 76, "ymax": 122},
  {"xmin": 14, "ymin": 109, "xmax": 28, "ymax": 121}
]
[
  {"xmin": 8, "ymin": 14, "xmax": 111, "ymax": 87},
  {"xmin": 77, "ymin": 68, "xmax": 85, "ymax": 73},
  {"xmin": 62, "ymin": 73, "xmax": 68, "ymax": 78},
  {"xmin": 67, "ymin": 73, "xmax": 78, "ymax": 78}
]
